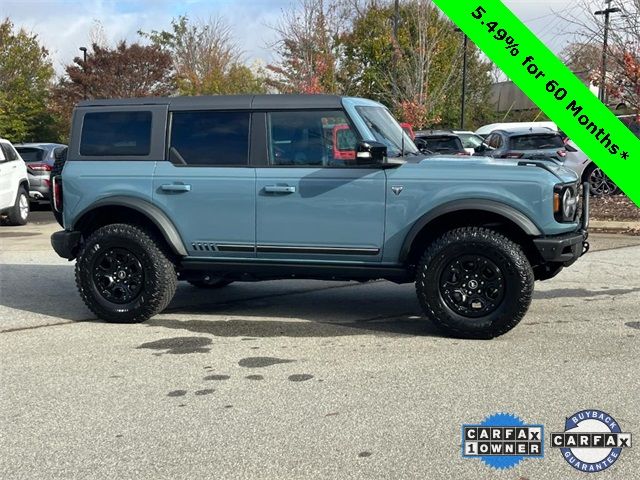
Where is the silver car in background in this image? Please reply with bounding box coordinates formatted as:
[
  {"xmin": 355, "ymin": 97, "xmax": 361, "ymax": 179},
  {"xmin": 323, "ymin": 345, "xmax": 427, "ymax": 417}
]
[{"xmin": 14, "ymin": 143, "xmax": 66, "ymax": 205}]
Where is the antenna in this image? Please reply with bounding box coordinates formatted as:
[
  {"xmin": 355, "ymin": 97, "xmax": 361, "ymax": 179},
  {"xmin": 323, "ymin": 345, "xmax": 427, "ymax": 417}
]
[{"xmin": 401, "ymin": 129, "xmax": 405, "ymax": 157}]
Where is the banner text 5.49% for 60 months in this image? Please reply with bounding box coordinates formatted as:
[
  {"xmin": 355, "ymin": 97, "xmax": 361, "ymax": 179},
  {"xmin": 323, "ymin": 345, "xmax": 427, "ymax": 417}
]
[{"xmin": 470, "ymin": 5, "xmax": 628, "ymax": 160}]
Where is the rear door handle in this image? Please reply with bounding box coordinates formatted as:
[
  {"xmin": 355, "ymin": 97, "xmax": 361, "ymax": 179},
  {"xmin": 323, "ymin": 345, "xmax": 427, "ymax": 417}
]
[
  {"xmin": 161, "ymin": 183, "xmax": 191, "ymax": 192},
  {"xmin": 264, "ymin": 185, "xmax": 296, "ymax": 194}
]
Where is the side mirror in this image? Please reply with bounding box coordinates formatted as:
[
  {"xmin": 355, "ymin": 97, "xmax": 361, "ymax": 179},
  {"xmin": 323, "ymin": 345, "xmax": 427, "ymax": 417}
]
[
  {"xmin": 414, "ymin": 137, "xmax": 430, "ymax": 153},
  {"xmin": 356, "ymin": 141, "xmax": 387, "ymax": 165},
  {"xmin": 474, "ymin": 144, "xmax": 487, "ymax": 154}
]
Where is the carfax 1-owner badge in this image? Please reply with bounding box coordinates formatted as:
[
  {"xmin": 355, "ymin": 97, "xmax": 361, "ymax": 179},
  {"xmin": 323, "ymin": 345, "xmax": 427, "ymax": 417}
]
[
  {"xmin": 551, "ymin": 409, "xmax": 632, "ymax": 472},
  {"xmin": 462, "ymin": 413, "xmax": 544, "ymax": 470}
]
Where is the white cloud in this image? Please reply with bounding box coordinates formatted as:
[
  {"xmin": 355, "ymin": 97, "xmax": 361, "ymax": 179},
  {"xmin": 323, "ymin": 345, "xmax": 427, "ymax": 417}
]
[{"xmin": 1, "ymin": 0, "xmax": 591, "ymax": 76}]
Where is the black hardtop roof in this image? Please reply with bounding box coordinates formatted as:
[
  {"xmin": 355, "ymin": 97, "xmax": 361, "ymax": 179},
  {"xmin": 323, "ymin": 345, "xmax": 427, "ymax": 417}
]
[{"xmin": 77, "ymin": 94, "xmax": 344, "ymax": 110}]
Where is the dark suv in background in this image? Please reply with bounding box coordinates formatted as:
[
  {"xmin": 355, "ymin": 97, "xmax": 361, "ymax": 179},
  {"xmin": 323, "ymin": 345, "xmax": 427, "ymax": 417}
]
[{"xmin": 475, "ymin": 128, "xmax": 566, "ymax": 161}]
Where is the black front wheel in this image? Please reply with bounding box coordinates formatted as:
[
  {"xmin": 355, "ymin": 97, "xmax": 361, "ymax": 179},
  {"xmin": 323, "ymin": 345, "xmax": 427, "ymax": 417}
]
[
  {"xmin": 75, "ymin": 224, "xmax": 177, "ymax": 323},
  {"xmin": 415, "ymin": 227, "xmax": 534, "ymax": 338}
]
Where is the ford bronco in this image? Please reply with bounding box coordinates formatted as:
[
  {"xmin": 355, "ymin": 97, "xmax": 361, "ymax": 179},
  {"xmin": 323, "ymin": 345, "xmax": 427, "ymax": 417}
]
[{"xmin": 51, "ymin": 95, "xmax": 589, "ymax": 338}]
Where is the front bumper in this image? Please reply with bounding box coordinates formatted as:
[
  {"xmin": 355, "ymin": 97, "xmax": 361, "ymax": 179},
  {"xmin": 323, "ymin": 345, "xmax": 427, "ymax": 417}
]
[
  {"xmin": 51, "ymin": 230, "xmax": 81, "ymax": 260},
  {"xmin": 533, "ymin": 181, "xmax": 590, "ymax": 266},
  {"xmin": 533, "ymin": 230, "xmax": 589, "ymax": 265}
]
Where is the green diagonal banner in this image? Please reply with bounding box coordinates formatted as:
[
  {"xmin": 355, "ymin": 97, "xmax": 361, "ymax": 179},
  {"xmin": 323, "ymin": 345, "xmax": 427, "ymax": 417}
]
[{"xmin": 432, "ymin": 0, "xmax": 640, "ymax": 207}]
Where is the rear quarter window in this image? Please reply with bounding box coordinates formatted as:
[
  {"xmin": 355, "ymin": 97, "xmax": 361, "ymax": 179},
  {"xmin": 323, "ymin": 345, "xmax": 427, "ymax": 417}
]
[{"xmin": 80, "ymin": 111, "xmax": 152, "ymax": 156}]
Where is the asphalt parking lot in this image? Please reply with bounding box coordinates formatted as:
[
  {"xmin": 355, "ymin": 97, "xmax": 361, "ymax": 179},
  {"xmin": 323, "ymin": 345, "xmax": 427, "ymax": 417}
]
[{"xmin": 1, "ymin": 210, "xmax": 639, "ymax": 479}]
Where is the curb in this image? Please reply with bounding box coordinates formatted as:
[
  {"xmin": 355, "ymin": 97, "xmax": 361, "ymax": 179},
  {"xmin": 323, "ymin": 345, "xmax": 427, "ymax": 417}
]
[{"xmin": 590, "ymin": 220, "xmax": 640, "ymax": 235}]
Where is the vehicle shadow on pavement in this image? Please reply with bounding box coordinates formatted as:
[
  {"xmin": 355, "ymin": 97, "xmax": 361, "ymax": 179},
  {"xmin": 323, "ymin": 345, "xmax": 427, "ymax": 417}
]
[
  {"xmin": 145, "ymin": 316, "xmax": 441, "ymax": 338},
  {"xmin": 151, "ymin": 280, "xmax": 443, "ymax": 337},
  {"xmin": 0, "ymin": 264, "xmax": 442, "ymax": 337}
]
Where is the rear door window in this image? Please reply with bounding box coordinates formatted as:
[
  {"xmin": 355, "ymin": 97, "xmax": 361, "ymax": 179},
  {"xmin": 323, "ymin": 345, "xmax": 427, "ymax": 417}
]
[
  {"xmin": 80, "ymin": 111, "xmax": 152, "ymax": 156},
  {"xmin": 169, "ymin": 111, "xmax": 250, "ymax": 166}
]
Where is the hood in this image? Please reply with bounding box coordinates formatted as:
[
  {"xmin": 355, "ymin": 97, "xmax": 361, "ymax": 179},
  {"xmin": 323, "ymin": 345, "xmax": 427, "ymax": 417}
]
[{"xmin": 405, "ymin": 154, "xmax": 579, "ymax": 184}]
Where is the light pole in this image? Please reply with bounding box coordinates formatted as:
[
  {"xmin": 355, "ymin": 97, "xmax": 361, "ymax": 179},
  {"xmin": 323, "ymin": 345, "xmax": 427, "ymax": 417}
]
[
  {"xmin": 594, "ymin": 0, "xmax": 620, "ymax": 105},
  {"xmin": 79, "ymin": 46, "xmax": 88, "ymax": 100},
  {"xmin": 392, "ymin": 0, "xmax": 400, "ymax": 99},
  {"xmin": 456, "ymin": 28, "xmax": 468, "ymax": 130}
]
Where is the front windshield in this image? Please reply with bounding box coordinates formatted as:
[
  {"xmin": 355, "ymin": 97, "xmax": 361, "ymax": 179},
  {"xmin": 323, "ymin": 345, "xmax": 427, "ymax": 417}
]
[
  {"xmin": 458, "ymin": 134, "xmax": 484, "ymax": 149},
  {"xmin": 355, "ymin": 106, "xmax": 419, "ymax": 157}
]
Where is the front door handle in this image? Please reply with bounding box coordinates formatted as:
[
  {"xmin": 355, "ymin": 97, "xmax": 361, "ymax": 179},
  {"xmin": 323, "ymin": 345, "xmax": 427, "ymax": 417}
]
[
  {"xmin": 161, "ymin": 183, "xmax": 191, "ymax": 192},
  {"xmin": 264, "ymin": 185, "xmax": 296, "ymax": 194}
]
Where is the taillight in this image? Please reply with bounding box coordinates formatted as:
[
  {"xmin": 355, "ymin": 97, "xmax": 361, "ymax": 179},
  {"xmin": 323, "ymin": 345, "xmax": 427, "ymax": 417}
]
[
  {"xmin": 28, "ymin": 163, "xmax": 52, "ymax": 172},
  {"xmin": 557, "ymin": 149, "xmax": 567, "ymax": 158},
  {"xmin": 503, "ymin": 152, "xmax": 524, "ymax": 159},
  {"xmin": 52, "ymin": 176, "xmax": 63, "ymax": 212}
]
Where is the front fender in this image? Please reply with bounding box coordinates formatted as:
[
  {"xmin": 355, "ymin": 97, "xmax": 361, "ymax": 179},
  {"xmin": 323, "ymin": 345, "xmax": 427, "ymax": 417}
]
[{"xmin": 398, "ymin": 199, "xmax": 542, "ymax": 263}]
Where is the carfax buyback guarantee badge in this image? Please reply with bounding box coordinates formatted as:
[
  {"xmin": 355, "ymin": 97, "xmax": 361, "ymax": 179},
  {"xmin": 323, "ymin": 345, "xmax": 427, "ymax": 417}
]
[
  {"xmin": 551, "ymin": 409, "xmax": 632, "ymax": 472},
  {"xmin": 462, "ymin": 413, "xmax": 544, "ymax": 470}
]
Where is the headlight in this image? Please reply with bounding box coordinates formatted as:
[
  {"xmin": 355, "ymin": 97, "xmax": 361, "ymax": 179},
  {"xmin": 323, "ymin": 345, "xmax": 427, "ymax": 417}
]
[
  {"xmin": 563, "ymin": 188, "xmax": 577, "ymax": 218},
  {"xmin": 554, "ymin": 184, "xmax": 578, "ymax": 222}
]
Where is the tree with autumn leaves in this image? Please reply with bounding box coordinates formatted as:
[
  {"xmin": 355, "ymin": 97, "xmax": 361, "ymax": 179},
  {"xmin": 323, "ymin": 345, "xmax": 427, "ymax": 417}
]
[
  {"xmin": 559, "ymin": 0, "xmax": 640, "ymax": 117},
  {"xmin": 267, "ymin": 0, "xmax": 493, "ymax": 129}
]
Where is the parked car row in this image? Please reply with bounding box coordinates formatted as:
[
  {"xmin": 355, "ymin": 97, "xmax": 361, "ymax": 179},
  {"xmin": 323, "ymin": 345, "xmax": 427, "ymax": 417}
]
[{"xmin": 404, "ymin": 119, "xmax": 634, "ymax": 197}]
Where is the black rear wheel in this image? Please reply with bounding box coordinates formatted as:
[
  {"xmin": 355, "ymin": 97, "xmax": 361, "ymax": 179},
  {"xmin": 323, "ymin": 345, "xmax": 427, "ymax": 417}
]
[
  {"xmin": 415, "ymin": 227, "xmax": 534, "ymax": 339},
  {"xmin": 76, "ymin": 223, "xmax": 177, "ymax": 323}
]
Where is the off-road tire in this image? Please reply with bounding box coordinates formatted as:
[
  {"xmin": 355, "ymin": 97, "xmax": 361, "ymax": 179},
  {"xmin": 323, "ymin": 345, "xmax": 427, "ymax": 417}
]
[
  {"xmin": 6, "ymin": 186, "xmax": 29, "ymax": 226},
  {"xmin": 50, "ymin": 147, "xmax": 67, "ymax": 226},
  {"xmin": 75, "ymin": 223, "xmax": 177, "ymax": 323},
  {"xmin": 188, "ymin": 278, "xmax": 233, "ymax": 289},
  {"xmin": 415, "ymin": 227, "xmax": 534, "ymax": 339}
]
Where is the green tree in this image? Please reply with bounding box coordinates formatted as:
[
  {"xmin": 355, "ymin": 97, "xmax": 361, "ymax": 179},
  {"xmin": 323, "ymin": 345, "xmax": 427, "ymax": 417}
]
[
  {"xmin": 338, "ymin": 1, "xmax": 492, "ymax": 129},
  {"xmin": 0, "ymin": 18, "xmax": 56, "ymax": 143},
  {"xmin": 140, "ymin": 16, "xmax": 266, "ymax": 95}
]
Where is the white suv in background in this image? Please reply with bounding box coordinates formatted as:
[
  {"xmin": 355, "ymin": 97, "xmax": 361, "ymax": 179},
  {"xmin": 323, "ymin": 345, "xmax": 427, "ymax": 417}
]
[{"xmin": 0, "ymin": 138, "xmax": 30, "ymax": 225}]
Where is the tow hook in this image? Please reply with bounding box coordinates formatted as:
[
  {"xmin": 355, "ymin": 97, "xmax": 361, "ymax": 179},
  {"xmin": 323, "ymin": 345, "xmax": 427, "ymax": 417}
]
[{"xmin": 582, "ymin": 241, "xmax": 590, "ymax": 256}]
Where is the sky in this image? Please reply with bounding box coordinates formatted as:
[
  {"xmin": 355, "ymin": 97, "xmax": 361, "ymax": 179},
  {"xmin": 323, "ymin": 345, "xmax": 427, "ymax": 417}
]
[{"xmin": 1, "ymin": 0, "xmax": 595, "ymax": 75}]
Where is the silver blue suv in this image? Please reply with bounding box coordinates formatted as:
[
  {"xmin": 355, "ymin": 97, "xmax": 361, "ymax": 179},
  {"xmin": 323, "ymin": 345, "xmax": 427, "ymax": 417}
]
[{"xmin": 50, "ymin": 95, "xmax": 589, "ymax": 338}]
